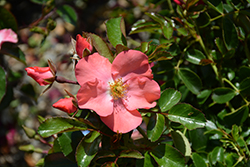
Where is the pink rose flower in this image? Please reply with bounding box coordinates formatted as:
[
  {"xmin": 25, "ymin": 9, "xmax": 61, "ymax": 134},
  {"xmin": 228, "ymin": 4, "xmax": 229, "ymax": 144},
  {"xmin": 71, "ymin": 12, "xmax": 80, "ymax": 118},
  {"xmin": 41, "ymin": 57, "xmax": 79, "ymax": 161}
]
[
  {"xmin": 75, "ymin": 34, "xmax": 93, "ymax": 58},
  {"xmin": 0, "ymin": 28, "xmax": 18, "ymax": 49},
  {"xmin": 75, "ymin": 50, "xmax": 161, "ymax": 133},
  {"xmin": 52, "ymin": 97, "xmax": 77, "ymax": 114},
  {"xmin": 25, "ymin": 66, "xmax": 54, "ymax": 86}
]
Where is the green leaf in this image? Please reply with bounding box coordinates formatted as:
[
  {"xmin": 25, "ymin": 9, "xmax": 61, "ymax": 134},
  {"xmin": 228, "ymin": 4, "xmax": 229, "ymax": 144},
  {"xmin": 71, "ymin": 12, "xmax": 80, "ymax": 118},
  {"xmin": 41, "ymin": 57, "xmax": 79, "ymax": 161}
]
[
  {"xmin": 192, "ymin": 153, "xmax": 207, "ymax": 167},
  {"xmin": 158, "ymin": 88, "xmax": 181, "ymax": 112},
  {"xmin": 196, "ymin": 12, "xmax": 211, "ymax": 28},
  {"xmin": 207, "ymin": 0, "xmax": 224, "ymax": 14},
  {"xmin": 184, "ymin": 49, "xmax": 206, "ymax": 65},
  {"xmin": 76, "ymin": 135, "xmax": 101, "ymax": 167},
  {"xmin": 84, "ymin": 32, "xmax": 114, "ymax": 62},
  {"xmin": 0, "ymin": 67, "xmax": 6, "ymax": 102},
  {"xmin": 171, "ymin": 130, "xmax": 192, "ymax": 162},
  {"xmin": 129, "ymin": 20, "xmax": 161, "ymax": 35},
  {"xmin": 30, "ymin": 0, "xmax": 50, "ymax": 4},
  {"xmin": 178, "ymin": 68, "xmax": 202, "ymax": 94},
  {"xmin": 239, "ymin": 77, "xmax": 250, "ymax": 97},
  {"xmin": 222, "ymin": 17, "xmax": 239, "ymax": 50},
  {"xmin": 106, "ymin": 17, "xmax": 126, "ymax": 48},
  {"xmin": 38, "ymin": 117, "xmax": 88, "ymax": 138},
  {"xmin": 0, "ymin": 7, "xmax": 18, "ymax": 31},
  {"xmin": 84, "ymin": 131, "xmax": 100, "ymax": 143},
  {"xmin": 208, "ymin": 147, "xmax": 224, "ymax": 165},
  {"xmin": 56, "ymin": 5, "xmax": 77, "ymax": 26},
  {"xmin": 0, "ymin": 43, "xmax": 26, "ymax": 64},
  {"xmin": 119, "ymin": 150, "xmax": 144, "ymax": 159},
  {"xmin": 189, "ymin": 128, "xmax": 208, "ymax": 151},
  {"xmin": 147, "ymin": 114, "xmax": 165, "ymax": 142},
  {"xmin": 150, "ymin": 144, "xmax": 185, "ymax": 167},
  {"xmin": 211, "ymin": 87, "xmax": 236, "ymax": 104},
  {"xmin": 197, "ymin": 89, "xmax": 212, "ymax": 104},
  {"xmin": 168, "ymin": 103, "xmax": 206, "ymax": 130},
  {"xmin": 44, "ymin": 153, "xmax": 78, "ymax": 167},
  {"xmin": 224, "ymin": 105, "xmax": 249, "ymax": 126},
  {"xmin": 215, "ymin": 38, "xmax": 227, "ymax": 54},
  {"xmin": 239, "ymin": 66, "xmax": 250, "ymax": 81}
]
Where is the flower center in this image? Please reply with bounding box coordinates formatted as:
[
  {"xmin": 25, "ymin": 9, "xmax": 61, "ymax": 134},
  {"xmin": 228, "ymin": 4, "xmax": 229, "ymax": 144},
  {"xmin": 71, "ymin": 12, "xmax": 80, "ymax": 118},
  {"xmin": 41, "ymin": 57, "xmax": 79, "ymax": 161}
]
[{"xmin": 109, "ymin": 78, "xmax": 128, "ymax": 100}]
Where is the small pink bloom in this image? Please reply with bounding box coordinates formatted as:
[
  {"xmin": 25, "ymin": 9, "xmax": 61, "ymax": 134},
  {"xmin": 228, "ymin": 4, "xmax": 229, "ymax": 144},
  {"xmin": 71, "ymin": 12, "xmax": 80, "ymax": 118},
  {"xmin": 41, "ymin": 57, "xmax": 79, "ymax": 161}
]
[
  {"xmin": 0, "ymin": 29, "xmax": 18, "ymax": 49},
  {"xmin": 75, "ymin": 50, "xmax": 161, "ymax": 133},
  {"xmin": 76, "ymin": 34, "xmax": 93, "ymax": 58},
  {"xmin": 52, "ymin": 97, "xmax": 77, "ymax": 114},
  {"xmin": 25, "ymin": 66, "xmax": 54, "ymax": 86},
  {"xmin": 173, "ymin": 0, "xmax": 184, "ymax": 5}
]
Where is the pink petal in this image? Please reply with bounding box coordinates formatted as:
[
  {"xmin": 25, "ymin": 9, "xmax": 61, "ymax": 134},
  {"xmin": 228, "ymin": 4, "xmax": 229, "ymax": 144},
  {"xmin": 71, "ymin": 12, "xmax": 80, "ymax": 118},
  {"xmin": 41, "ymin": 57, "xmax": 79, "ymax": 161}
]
[
  {"xmin": 0, "ymin": 29, "xmax": 18, "ymax": 49},
  {"xmin": 25, "ymin": 66, "xmax": 54, "ymax": 86},
  {"xmin": 111, "ymin": 50, "xmax": 153, "ymax": 82},
  {"xmin": 52, "ymin": 97, "xmax": 77, "ymax": 114},
  {"xmin": 123, "ymin": 77, "xmax": 161, "ymax": 111},
  {"xmin": 75, "ymin": 53, "xmax": 112, "ymax": 85},
  {"xmin": 100, "ymin": 100, "xmax": 142, "ymax": 133},
  {"xmin": 76, "ymin": 34, "xmax": 92, "ymax": 58},
  {"xmin": 76, "ymin": 78, "xmax": 113, "ymax": 117}
]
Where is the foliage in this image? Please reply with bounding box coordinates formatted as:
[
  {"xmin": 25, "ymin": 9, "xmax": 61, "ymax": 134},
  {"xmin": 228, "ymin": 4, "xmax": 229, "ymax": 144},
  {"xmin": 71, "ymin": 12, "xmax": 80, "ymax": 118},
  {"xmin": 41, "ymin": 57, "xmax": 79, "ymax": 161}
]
[{"xmin": 1, "ymin": 0, "xmax": 250, "ymax": 166}]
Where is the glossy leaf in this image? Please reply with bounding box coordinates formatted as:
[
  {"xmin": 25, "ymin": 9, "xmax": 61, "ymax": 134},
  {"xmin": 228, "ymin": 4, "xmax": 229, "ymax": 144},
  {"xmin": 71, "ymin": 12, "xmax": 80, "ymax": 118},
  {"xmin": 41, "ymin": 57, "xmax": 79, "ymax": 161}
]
[
  {"xmin": 224, "ymin": 105, "xmax": 249, "ymax": 126},
  {"xmin": 211, "ymin": 87, "xmax": 236, "ymax": 104},
  {"xmin": 192, "ymin": 153, "xmax": 207, "ymax": 167},
  {"xmin": 0, "ymin": 67, "xmax": 6, "ymax": 102},
  {"xmin": 197, "ymin": 89, "xmax": 212, "ymax": 104},
  {"xmin": 189, "ymin": 128, "xmax": 209, "ymax": 151},
  {"xmin": 84, "ymin": 32, "xmax": 114, "ymax": 62},
  {"xmin": 150, "ymin": 144, "xmax": 185, "ymax": 167},
  {"xmin": 158, "ymin": 88, "xmax": 181, "ymax": 112},
  {"xmin": 129, "ymin": 20, "xmax": 161, "ymax": 35},
  {"xmin": 185, "ymin": 49, "xmax": 206, "ymax": 65},
  {"xmin": 168, "ymin": 103, "xmax": 206, "ymax": 130},
  {"xmin": 208, "ymin": 147, "xmax": 224, "ymax": 165},
  {"xmin": 147, "ymin": 114, "xmax": 165, "ymax": 142},
  {"xmin": 76, "ymin": 135, "xmax": 101, "ymax": 167},
  {"xmin": 222, "ymin": 17, "xmax": 239, "ymax": 50},
  {"xmin": 171, "ymin": 130, "xmax": 192, "ymax": 162},
  {"xmin": 119, "ymin": 150, "xmax": 144, "ymax": 159},
  {"xmin": 178, "ymin": 68, "xmax": 202, "ymax": 94},
  {"xmin": 38, "ymin": 117, "xmax": 87, "ymax": 138},
  {"xmin": 56, "ymin": 5, "xmax": 77, "ymax": 26},
  {"xmin": 106, "ymin": 17, "xmax": 126, "ymax": 48}
]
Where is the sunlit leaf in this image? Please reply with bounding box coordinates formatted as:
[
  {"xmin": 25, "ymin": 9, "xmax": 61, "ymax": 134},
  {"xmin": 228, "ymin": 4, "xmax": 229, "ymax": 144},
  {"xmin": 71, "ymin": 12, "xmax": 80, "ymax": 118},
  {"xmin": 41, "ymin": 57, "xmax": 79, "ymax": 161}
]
[
  {"xmin": 211, "ymin": 87, "xmax": 236, "ymax": 104},
  {"xmin": 208, "ymin": 147, "xmax": 224, "ymax": 165},
  {"xmin": 119, "ymin": 150, "xmax": 144, "ymax": 159},
  {"xmin": 147, "ymin": 114, "xmax": 165, "ymax": 142},
  {"xmin": 185, "ymin": 49, "xmax": 206, "ymax": 65},
  {"xmin": 158, "ymin": 88, "xmax": 181, "ymax": 112},
  {"xmin": 192, "ymin": 153, "xmax": 207, "ymax": 167}
]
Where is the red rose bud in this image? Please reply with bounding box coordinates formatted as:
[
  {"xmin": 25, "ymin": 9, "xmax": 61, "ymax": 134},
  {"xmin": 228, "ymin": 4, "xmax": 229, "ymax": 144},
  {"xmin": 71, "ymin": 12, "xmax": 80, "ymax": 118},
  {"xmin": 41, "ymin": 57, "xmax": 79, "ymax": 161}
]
[
  {"xmin": 25, "ymin": 66, "xmax": 54, "ymax": 86},
  {"xmin": 52, "ymin": 97, "xmax": 77, "ymax": 114},
  {"xmin": 76, "ymin": 34, "xmax": 93, "ymax": 58}
]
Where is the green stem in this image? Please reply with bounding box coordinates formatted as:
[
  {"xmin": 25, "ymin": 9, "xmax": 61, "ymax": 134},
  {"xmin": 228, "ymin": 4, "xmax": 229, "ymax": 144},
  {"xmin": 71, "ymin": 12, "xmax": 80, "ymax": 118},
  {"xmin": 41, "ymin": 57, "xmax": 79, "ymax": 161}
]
[
  {"xmin": 210, "ymin": 14, "xmax": 224, "ymax": 22},
  {"xmin": 222, "ymin": 78, "xmax": 239, "ymax": 92}
]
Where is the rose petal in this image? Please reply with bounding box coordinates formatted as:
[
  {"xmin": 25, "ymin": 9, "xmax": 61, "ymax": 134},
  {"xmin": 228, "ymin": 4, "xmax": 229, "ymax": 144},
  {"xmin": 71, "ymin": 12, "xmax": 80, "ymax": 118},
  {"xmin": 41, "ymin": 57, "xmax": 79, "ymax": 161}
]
[
  {"xmin": 76, "ymin": 78, "xmax": 113, "ymax": 117},
  {"xmin": 76, "ymin": 34, "xmax": 93, "ymax": 58},
  {"xmin": 25, "ymin": 66, "xmax": 54, "ymax": 86},
  {"xmin": 123, "ymin": 77, "xmax": 161, "ymax": 111},
  {"xmin": 100, "ymin": 100, "xmax": 142, "ymax": 133},
  {"xmin": 111, "ymin": 50, "xmax": 153, "ymax": 82},
  {"xmin": 75, "ymin": 53, "xmax": 112, "ymax": 85},
  {"xmin": 52, "ymin": 97, "xmax": 77, "ymax": 114},
  {"xmin": 0, "ymin": 29, "xmax": 18, "ymax": 49}
]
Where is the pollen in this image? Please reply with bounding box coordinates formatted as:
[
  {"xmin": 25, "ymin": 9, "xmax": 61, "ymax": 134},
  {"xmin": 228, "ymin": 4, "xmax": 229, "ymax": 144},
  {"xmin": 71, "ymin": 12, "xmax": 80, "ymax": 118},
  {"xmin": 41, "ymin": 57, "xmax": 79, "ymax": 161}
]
[{"xmin": 109, "ymin": 78, "xmax": 128, "ymax": 100}]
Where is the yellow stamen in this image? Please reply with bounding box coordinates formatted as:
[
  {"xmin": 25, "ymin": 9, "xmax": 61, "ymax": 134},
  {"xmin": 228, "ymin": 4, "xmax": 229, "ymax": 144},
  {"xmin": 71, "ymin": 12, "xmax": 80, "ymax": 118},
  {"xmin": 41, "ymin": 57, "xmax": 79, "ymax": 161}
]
[{"xmin": 109, "ymin": 78, "xmax": 128, "ymax": 100}]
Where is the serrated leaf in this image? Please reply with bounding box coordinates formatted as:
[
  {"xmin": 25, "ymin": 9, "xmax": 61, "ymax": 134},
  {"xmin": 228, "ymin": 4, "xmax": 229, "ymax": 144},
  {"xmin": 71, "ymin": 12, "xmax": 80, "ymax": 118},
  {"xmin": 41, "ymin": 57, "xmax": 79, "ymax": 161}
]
[
  {"xmin": 76, "ymin": 135, "xmax": 101, "ymax": 167},
  {"xmin": 168, "ymin": 103, "xmax": 206, "ymax": 130},
  {"xmin": 192, "ymin": 153, "xmax": 207, "ymax": 167},
  {"xmin": 38, "ymin": 117, "xmax": 87, "ymax": 138},
  {"xmin": 185, "ymin": 49, "xmax": 206, "ymax": 65},
  {"xmin": 222, "ymin": 17, "xmax": 239, "ymax": 50},
  {"xmin": 0, "ymin": 66, "xmax": 6, "ymax": 102},
  {"xmin": 106, "ymin": 17, "xmax": 126, "ymax": 48},
  {"xmin": 56, "ymin": 5, "xmax": 77, "ymax": 26},
  {"xmin": 119, "ymin": 150, "xmax": 144, "ymax": 159},
  {"xmin": 147, "ymin": 114, "xmax": 165, "ymax": 142},
  {"xmin": 211, "ymin": 87, "xmax": 236, "ymax": 104},
  {"xmin": 84, "ymin": 32, "xmax": 114, "ymax": 62},
  {"xmin": 171, "ymin": 130, "xmax": 192, "ymax": 162},
  {"xmin": 178, "ymin": 68, "xmax": 202, "ymax": 94},
  {"xmin": 150, "ymin": 144, "xmax": 185, "ymax": 167},
  {"xmin": 159, "ymin": 88, "xmax": 181, "ymax": 112}
]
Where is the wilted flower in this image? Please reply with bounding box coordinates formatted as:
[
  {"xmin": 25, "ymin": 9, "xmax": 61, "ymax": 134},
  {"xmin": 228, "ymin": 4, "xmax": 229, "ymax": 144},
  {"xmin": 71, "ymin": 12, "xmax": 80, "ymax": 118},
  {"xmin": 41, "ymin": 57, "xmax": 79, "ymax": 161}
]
[
  {"xmin": 75, "ymin": 50, "xmax": 161, "ymax": 133},
  {"xmin": 0, "ymin": 28, "xmax": 18, "ymax": 49}
]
